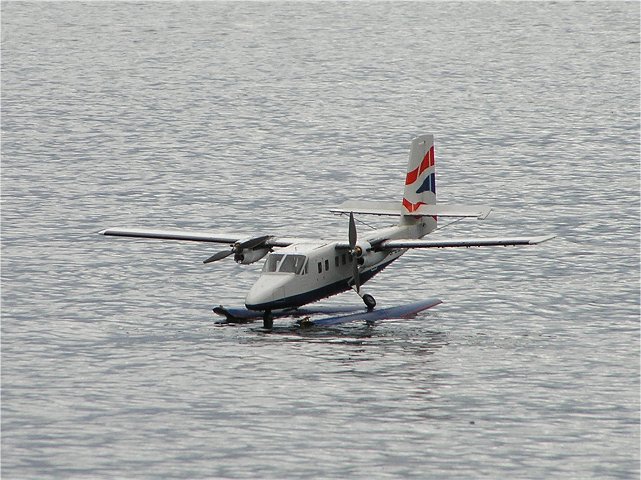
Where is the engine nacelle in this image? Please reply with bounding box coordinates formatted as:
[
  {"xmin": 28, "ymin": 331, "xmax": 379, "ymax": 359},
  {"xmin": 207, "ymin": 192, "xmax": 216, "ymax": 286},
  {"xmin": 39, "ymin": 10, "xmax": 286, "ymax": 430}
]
[
  {"xmin": 235, "ymin": 247, "xmax": 270, "ymax": 265},
  {"xmin": 353, "ymin": 240, "xmax": 372, "ymax": 258},
  {"xmin": 358, "ymin": 250, "xmax": 389, "ymax": 268}
]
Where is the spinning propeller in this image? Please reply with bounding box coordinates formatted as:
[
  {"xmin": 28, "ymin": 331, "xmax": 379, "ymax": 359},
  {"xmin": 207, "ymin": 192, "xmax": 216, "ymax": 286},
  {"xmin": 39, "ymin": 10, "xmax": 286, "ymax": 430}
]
[
  {"xmin": 203, "ymin": 235, "xmax": 272, "ymax": 264},
  {"xmin": 347, "ymin": 212, "xmax": 377, "ymax": 310},
  {"xmin": 348, "ymin": 212, "xmax": 361, "ymax": 292}
]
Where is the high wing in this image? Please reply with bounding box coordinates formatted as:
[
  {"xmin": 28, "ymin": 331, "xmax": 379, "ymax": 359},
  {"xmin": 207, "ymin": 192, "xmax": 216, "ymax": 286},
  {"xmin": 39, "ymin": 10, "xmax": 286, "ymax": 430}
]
[
  {"xmin": 98, "ymin": 227, "xmax": 299, "ymax": 248},
  {"xmin": 377, "ymin": 234, "xmax": 556, "ymax": 250},
  {"xmin": 99, "ymin": 226, "xmax": 315, "ymax": 265}
]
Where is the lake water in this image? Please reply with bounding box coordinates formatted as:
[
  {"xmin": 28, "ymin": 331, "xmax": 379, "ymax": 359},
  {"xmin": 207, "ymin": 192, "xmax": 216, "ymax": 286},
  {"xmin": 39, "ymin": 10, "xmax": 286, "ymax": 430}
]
[{"xmin": 2, "ymin": 2, "xmax": 639, "ymax": 478}]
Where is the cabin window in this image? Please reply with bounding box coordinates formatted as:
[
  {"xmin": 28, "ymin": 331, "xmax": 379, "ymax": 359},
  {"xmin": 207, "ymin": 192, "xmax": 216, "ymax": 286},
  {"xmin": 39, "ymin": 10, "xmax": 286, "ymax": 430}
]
[
  {"xmin": 318, "ymin": 262, "xmax": 322, "ymax": 273},
  {"xmin": 341, "ymin": 254, "xmax": 346, "ymax": 265},
  {"xmin": 335, "ymin": 256, "xmax": 339, "ymax": 267},
  {"xmin": 325, "ymin": 259, "xmax": 329, "ymax": 271}
]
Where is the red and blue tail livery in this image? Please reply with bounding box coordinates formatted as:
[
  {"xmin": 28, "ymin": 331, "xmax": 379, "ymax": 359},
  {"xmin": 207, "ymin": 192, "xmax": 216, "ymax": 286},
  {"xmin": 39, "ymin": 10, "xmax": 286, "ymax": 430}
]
[{"xmin": 402, "ymin": 134, "xmax": 437, "ymax": 217}]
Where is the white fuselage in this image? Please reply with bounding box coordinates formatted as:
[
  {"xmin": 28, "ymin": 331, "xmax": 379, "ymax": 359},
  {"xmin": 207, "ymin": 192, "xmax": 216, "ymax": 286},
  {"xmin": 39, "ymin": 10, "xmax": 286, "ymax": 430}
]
[{"xmin": 244, "ymin": 218, "xmax": 435, "ymax": 311}]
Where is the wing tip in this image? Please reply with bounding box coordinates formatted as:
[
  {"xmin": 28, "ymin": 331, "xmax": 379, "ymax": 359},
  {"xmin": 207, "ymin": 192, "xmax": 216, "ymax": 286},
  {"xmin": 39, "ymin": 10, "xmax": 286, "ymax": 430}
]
[
  {"xmin": 529, "ymin": 234, "xmax": 556, "ymax": 244},
  {"xmin": 478, "ymin": 208, "xmax": 493, "ymax": 220}
]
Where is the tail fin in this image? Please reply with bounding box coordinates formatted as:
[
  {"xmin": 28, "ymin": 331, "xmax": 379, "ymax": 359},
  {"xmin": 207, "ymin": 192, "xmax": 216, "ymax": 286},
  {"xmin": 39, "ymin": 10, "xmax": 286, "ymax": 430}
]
[{"xmin": 402, "ymin": 134, "xmax": 436, "ymax": 214}]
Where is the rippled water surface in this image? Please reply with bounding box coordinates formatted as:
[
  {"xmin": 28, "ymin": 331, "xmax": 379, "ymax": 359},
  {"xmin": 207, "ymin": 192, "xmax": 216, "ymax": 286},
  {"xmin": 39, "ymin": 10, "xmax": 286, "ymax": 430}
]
[{"xmin": 2, "ymin": 2, "xmax": 639, "ymax": 479}]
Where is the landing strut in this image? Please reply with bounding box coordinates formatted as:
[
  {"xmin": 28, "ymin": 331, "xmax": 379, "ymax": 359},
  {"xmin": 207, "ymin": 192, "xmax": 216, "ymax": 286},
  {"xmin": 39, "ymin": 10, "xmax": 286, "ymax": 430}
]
[{"xmin": 262, "ymin": 310, "xmax": 273, "ymax": 330}]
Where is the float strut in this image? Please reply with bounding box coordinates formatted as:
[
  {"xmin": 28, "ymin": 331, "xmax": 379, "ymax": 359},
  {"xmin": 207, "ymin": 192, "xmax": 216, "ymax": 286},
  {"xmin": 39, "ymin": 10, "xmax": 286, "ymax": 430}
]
[{"xmin": 263, "ymin": 310, "xmax": 273, "ymax": 330}]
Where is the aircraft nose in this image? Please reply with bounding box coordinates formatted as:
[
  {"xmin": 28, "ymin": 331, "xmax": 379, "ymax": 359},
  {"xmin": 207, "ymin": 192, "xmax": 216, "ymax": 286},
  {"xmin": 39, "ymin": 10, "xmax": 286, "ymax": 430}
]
[
  {"xmin": 244, "ymin": 285, "xmax": 271, "ymax": 310},
  {"xmin": 245, "ymin": 275, "xmax": 289, "ymax": 310}
]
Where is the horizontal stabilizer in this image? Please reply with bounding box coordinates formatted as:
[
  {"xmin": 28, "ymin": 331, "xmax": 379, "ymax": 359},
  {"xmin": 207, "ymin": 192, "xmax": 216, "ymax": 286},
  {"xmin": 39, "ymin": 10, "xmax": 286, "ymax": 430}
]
[
  {"xmin": 379, "ymin": 235, "xmax": 556, "ymax": 249},
  {"xmin": 330, "ymin": 200, "xmax": 400, "ymax": 216},
  {"xmin": 330, "ymin": 200, "xmax": 491, "ymax": 219},
  {"xmin": 410, "ymin": 204, "xmax": 492, "ymax": 219}
]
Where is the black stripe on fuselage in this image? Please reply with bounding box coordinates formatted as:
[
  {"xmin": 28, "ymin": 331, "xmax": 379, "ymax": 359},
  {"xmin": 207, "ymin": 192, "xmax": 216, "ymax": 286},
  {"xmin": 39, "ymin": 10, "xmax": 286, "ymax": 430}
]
[{"xmin": 245, "ymin": 256, "xmax": 399, "ymax": 311}]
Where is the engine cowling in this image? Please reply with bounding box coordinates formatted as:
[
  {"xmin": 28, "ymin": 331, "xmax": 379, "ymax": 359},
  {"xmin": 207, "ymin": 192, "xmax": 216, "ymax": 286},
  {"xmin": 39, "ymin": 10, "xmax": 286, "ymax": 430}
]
[
  {"xmin": 235, "ymin": 247, "xmax": 270, "ymax": 265},
  {"xmin": 352, "ymin": 240, "xmax": 388, "ymax": 268},
  {"xmin": 353, "ymin": 240, "xmax": 372, "ymax": 259},
  {"xmin": 358, "ymin": 250, "xmax": 389, "ymax": 268}
]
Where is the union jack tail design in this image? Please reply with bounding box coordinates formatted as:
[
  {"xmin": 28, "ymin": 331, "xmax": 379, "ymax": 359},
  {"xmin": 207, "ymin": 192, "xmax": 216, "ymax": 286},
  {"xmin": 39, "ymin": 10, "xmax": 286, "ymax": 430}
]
[{"xmin": 402, "ymin": 134, "xmax": 436, "ymax": 214}]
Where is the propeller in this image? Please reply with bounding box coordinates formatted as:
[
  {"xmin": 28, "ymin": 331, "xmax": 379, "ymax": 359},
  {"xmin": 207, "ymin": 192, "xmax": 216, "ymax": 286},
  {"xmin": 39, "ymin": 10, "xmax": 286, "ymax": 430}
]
[
  {"xmin": 203, "ymin": 249, "xmax": 233, "ymax": 264},
  {"xmin": 203, "ymin": 235, "xmax": 272, "ymax": 264},
  {"xmin": 348, "ymin": 212, "xmax": 361, "ymax": 292}
]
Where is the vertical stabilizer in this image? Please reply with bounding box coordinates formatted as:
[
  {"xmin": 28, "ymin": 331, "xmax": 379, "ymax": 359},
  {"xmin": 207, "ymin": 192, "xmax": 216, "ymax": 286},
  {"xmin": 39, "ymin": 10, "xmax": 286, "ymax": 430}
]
[{"xmin": 403, "ymin": 134, "xmax": 436, "ymax": 213}]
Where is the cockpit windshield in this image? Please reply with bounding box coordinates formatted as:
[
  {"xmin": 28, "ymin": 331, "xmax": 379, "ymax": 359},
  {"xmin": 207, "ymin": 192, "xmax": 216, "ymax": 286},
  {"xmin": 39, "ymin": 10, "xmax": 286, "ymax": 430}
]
[
  {"xmin": 279, "ymin": 254, "xmax": 305, "ymax": 274},
  {"xmin": 262, "ymin": 254, "xmax": 306, "ymax": 274},
  {"xmin": 263, "ymin": 254, "xmax": 283, "ymax": 273}
]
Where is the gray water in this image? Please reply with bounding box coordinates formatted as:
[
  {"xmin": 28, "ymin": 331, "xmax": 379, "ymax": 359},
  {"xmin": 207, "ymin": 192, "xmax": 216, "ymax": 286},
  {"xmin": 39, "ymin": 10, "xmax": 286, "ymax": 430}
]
[{"xmin": 2, "ymin": 2, "xmax": 639, "ymax": 478}]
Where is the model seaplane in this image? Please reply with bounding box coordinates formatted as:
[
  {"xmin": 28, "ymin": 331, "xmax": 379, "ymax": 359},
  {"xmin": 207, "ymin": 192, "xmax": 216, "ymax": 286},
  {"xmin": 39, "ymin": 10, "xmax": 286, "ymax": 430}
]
[{"xmin": 99, "ymin": 134, "xmax": 554, "ymax": 329}]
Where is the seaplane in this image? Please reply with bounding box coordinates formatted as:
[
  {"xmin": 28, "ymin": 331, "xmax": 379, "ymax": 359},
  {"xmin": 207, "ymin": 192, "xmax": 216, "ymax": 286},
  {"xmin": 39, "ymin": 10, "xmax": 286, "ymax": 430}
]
[{"xmin": 99, "ymin": 134, "xmax": 554, "ymax": 329}]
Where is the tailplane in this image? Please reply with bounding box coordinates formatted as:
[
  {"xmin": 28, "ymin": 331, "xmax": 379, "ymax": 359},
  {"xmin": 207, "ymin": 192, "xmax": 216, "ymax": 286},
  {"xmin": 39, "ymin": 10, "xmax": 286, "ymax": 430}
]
[{"xmin": 329, "ymin": 134, "xmax": 491, "ymax": 221}]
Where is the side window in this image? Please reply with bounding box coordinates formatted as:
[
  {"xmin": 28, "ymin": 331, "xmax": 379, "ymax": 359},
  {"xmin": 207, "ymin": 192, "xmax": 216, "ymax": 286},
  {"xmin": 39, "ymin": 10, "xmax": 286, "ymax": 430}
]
[
  {"xmin": 341, "ymin": 254, "xmax": 346, "ymax": 265},
  {"xmin": 335, "ymin": 256, "xmax": 339, "ymax": 267},
  {"xmin": 325, "ymin": 259, "xmax": 329, "ymax": 271},
  {"xmin": 318, "ymin": 262, "xmax": 322, "ymax": 274}
]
